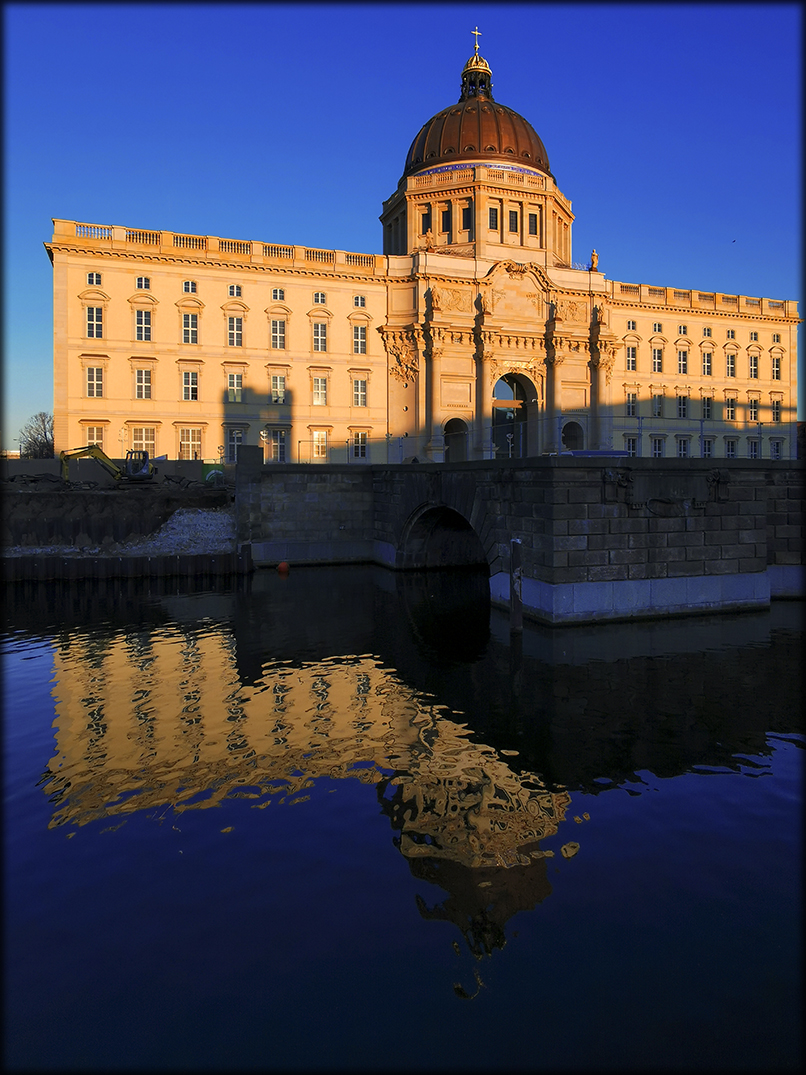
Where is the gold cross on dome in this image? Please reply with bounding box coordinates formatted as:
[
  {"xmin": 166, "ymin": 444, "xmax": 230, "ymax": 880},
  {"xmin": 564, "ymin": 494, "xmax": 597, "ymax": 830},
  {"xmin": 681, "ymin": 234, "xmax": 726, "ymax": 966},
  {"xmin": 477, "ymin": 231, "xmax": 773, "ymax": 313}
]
[{"xmin": 472, "ymin": 26, "xmax": 481, "ymax": 54}]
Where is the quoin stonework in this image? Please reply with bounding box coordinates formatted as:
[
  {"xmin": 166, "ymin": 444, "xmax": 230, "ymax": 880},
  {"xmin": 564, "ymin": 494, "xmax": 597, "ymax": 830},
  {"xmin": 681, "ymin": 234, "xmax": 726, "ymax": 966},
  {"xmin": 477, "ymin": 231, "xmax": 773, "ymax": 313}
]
[{"xmin": 46, "ymin": 39, "xmax": 798, "ymax": 464}]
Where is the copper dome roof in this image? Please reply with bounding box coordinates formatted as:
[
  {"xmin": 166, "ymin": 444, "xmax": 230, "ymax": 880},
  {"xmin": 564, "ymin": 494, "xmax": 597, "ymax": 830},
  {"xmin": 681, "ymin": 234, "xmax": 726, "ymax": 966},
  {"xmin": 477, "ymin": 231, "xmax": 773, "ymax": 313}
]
[{"xmin": 403, "ymin": 46, "xmax": 551, "ymax": 178}]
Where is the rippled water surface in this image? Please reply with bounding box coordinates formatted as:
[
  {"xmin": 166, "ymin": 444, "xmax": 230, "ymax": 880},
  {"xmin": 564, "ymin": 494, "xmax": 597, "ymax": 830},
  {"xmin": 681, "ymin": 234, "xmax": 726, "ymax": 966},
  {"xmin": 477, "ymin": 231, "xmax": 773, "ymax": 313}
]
[{"xmin": 2, "ymin": 568, "xmax": 803, "ymax": 1071}]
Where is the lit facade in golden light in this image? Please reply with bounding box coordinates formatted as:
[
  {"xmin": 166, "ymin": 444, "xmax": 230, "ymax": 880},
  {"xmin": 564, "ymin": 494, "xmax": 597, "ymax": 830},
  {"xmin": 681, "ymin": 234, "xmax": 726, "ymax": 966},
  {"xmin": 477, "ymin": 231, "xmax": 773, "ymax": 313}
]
[{"xmin": 46, "ymin": 45, "xmax": 798, "ymax": 463}]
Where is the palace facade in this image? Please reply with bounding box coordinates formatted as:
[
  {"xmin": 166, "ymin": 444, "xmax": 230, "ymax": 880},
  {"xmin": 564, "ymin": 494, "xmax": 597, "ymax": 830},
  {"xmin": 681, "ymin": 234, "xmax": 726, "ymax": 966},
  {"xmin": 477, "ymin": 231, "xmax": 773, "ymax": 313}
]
[{"xmin": 47, "ymin": 43, "xmax": 799, "ymax": 463}]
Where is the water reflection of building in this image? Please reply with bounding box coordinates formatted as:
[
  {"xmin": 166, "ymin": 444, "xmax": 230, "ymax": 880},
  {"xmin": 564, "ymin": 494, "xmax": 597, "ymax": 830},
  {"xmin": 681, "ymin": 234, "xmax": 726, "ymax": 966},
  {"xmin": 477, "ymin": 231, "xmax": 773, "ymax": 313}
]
[{"xmin": 44, "ymin": 622, "xmax": 573, "ymax": 878}]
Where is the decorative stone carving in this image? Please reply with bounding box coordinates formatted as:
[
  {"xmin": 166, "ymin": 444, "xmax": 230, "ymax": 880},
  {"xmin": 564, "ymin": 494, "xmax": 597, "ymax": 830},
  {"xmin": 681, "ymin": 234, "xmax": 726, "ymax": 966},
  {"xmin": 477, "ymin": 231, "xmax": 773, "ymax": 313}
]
[
  {"xmin": 502, "ymin": 261, "xmax": 529, "ymax": 277},
  {"xmin": 557, "ymin": 298, "xmax": 588, "ymax": 323},
  {"xmin": 383, "ymin": 328, "xmax": 421, "ymax": 383},
  {"xmin": 430, "ymin": 285, "xmax": 471, "ymax": 313}
]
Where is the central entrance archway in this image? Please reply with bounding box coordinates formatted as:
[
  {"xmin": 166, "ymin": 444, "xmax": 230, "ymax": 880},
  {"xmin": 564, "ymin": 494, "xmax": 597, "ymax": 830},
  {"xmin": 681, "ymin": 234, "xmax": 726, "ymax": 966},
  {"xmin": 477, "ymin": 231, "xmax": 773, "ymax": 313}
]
[
  {"xmin": 492, "ymin": 374, "xmax": 540, "ymax": 458},
  {"xmin": 398, "ymin": 506, "xmax": 488, "ymax": 570}
]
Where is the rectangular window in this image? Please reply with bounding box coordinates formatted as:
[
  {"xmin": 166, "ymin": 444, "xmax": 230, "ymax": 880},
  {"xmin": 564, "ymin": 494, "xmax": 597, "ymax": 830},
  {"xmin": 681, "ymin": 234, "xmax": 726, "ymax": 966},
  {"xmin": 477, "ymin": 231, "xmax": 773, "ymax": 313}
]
[
  {"xmin": 626, "ymin": 392, "xmax": 637, "ymax": 417},
  {"xmin": 312, "ymin": 376, "xmax": 327, "ymax": 405},
  {"xmin": 353, "ymin": 431, "xmax": 367, "ymax": 459},
  {"xmin": 87, "ymin": 272, "xmax": 101, "ymax": 285},
  {"xmin": 677, "ymin": 439, "xmax": 689, "ymax": 458},
  {"xmin": 270, "ymin": 429, "xmax": 286, "ymax": 462},
  {"xmin": 749, "ymin": 331, "xmax": 758, "ymax": 342},
  {"xmin": 183, "ymin": 371, "xmax": 198, "ymax": 400},
  {"xmin": 726, "ymin": 353, "xmax": 735, "ymax": 377},
  {"xmin": 313, "ymin": 291, "xmax": 326, "ymax": 305},
  {"xmin": 183, "ymin": 313, "xmax": 198, "ymax": 344},
  {"xmin": 528, "ymin": 213, "xmax": 538, "ymax": 236},
  {"xmin": 625, "ymin": 437, "xmax": 637, "ymax": 457},
  {"xmin": 228, "ymin": 284, "xmax": 242, "ymax": 297},
  {"xmin": 702, "ymin": 397, "xmax": 712, "ymax": 420},
  {"xmin": 678, "ymin": 350, "xmax": 688, "ymax": 374},
  {"xmin": 703, "ymin": 327, "xmax": 712, "ymax": 338},
  {"xmin": 652, "ymin": 394, "xmax": 663, "ymax": 418},
  {"xmin": 441, "ymin": 208, "xmax": 451, "ymax": 233},
  {"xmin": 626, "ymin": 345, "xmax": 637, "ymax": 371},
  {"xmin": 677, "ymin": 396, "xmax": 688, "ymax": 419},
  {"xmin": 132, "ymin": 427, "xmax": 155, "ymax": 454},
  {"xmin": 651, "ymin": 437, "xmax": 665, "ymax": 459},
  {"xmin": 354, "ymin": 295, "xmax": 366, "ymax": 307},
  {"xmin": 770, "ymin": 440, "xmax": 782, "ymax": 460},
  {"xmin": 678, "ymin": 324, "xmax": 688, "ymax": 336},
  {"xmin": 353, "ymin": 325, "xmax": 367, "ymax": 354},
  {"xmin": 135, "ymin": 309, "xmax": 151, "ymax": 341},
  {"xmin": 183, "ymin": 280, "xmax": 196, "ymax": 293},
  {"xmin": 772, "ymin": 355, "xmax": 781, "ymax": 380},
  {"xmin": 771, "ymin": 400, "xmax": 781, "ymax": 423},
  {"xmin": 313, "ymin": 323, "xmax": 327, "ymax": 352},
  {"xmin": 488, "ymin": 207, "xmax": 498, "ymax": 229},
  {"xmin": 135, "ymin": 369, "xmax": 152, "ymax": 399},
  {"xmin": 725, "ymin": 439, "xmax": 737, "ymax": 459},
  {"xmin": 748, "ymin": 400, "xmax": 759, "ymax": 421},
  {"xmin": 271, "ymin": 319, "xmax": 286, "ymax": 349},
  {"xmin": 85, "ymin": 426, "xmax": 104, "ymax": 448},
  {"xmin": 726, "ymin": 329, "xmax": 735, "ymax": 340},
  {"xmin": 87, "ymin": 307, "xmax": 103, "ymax": 338},
  {"xmin": 772, "ymin": 333, "xmax": 781, "ymax": 344},
  {"xmin": 508, "ymin": 210, "xmax": 518, "ymax": 232},
  {"xmin": 228, "ymin": 316, "xmax": 243, "ymax": 347},
  {"xmin": 702, "ymin": 351, "xmax": 712, "ymax": 376},
  {"xmin": 179, "ymin": 428, "xmax": 201, "ymax": 460},
  {"xmin": 421, "ymin": 210, "xmax": 431, "ymax": 234},
  {"xmin": 136, "ymin": 276, "xmax": 150, "ymax": 290},
  {"xmin": 87, "ymin": 367, "xmax": 103, "ymax": 397},
  {"xmin": 461, "ymin": 206, "xmax": 472, "ymax": 231},
  {"xmin": 627, "ymin": 320, "xmax": 637, "ymax": 331},
  {"xmin": 227, "ymin": 429, "xmax": 242, "ymax": 464},
  {"xmin": 702, "ymin": 439, "xmax": 713, "ymax": 459},
  {"xmin": 725, "ymin": 398, "xmax": 736, "ymax": 421},
  {"xmin": 352, "ymin": 378, "xmax": 367, "ymax": 407},
  {"xmin": 271, "ymin": 374, "xmax": 286, "ymax": 403},
  {"xmin": 652, "ymin": 322, "xmax": 662, "ymax": 333},
  {"xmin": 271, "ymin": 288, "xmax": 285, "ymax": 301},
  {"xmin": 749, "ymin": 353, "xmax": 758, "ymax": 379},
  {"xmin": 228, "ymin": 373, "xmax": 242, "ymax": 402},
  {"xmin": 652, "ymin": 348, "xmax": 663, "ymax": 373},
  {"xmin": 748, "ymin": 440, "xmax": 759, "ymax": 460},
  {"xmin": 312, "ymin": 430, "xmax": 328, "ymax": 459}
]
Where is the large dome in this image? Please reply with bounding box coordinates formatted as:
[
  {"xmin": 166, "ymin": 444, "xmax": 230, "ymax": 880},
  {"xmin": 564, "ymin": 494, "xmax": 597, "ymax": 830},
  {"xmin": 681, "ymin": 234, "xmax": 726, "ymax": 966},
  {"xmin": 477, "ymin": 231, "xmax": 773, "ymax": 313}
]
[{"xmin": 403, "ymin": 46, "xmax": 551, "ymax": 178}]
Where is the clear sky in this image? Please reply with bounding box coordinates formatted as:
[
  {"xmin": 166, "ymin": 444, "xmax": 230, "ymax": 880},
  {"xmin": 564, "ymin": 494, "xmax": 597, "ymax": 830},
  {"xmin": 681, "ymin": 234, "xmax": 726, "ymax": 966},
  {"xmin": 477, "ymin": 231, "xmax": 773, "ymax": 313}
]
[{"xmin": 2, "ymin": 1, "xmax": 802, "ymax": 448}]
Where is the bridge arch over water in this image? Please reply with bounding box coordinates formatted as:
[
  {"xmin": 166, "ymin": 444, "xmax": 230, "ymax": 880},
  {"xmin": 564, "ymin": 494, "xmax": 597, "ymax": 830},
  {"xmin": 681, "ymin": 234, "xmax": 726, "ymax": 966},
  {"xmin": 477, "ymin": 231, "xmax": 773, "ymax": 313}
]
[{"xmin": 397, "ymin": 504, "xmax": 488, "ymax": 571}]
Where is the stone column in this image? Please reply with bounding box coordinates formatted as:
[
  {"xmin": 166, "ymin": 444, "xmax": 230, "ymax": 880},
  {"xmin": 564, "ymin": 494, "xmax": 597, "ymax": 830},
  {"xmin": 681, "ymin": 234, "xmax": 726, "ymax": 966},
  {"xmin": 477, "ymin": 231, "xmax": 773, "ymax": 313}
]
[
  {"xmin": 474, "ymin": 338, "xmax": 494, "ymax": 459},
  {"xmin": 424, "ymin": 336, "xmax": 444, "ymax": 461},
  {"xmin": 544, "ymin": 353, "xmax": 564, "ymax": 453}
]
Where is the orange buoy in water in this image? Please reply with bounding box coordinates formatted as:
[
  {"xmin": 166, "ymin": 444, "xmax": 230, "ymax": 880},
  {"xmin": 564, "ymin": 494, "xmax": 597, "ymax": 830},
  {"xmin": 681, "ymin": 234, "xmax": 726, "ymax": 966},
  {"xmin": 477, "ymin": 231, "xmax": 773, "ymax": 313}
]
[{"xmin": 277, "ymin": 561, "xmax": 290, "ymax": 575}]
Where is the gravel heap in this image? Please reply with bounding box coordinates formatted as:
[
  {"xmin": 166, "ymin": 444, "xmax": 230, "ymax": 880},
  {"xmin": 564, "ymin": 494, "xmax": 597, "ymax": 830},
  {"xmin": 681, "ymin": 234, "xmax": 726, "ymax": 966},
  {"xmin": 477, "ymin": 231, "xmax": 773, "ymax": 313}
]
[{"xmin": 3, "ymin": 507, "xmax": 237, "ymax": 558}]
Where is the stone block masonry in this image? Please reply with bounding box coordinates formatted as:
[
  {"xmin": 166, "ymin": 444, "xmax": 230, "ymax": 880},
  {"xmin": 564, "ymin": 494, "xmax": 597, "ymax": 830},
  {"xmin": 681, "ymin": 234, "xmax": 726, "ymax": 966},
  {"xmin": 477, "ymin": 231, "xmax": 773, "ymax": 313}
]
[{"xmin": 235, "ymin": 455, "xmax": 803, "ymax": 624}]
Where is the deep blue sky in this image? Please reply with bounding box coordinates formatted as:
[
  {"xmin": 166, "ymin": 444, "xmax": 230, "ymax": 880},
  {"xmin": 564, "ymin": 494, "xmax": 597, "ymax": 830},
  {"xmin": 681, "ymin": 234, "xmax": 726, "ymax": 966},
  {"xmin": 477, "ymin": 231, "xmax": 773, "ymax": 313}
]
[{"xmin": 3, "ymin": 1, "xmax": 802, "ymax": 447}]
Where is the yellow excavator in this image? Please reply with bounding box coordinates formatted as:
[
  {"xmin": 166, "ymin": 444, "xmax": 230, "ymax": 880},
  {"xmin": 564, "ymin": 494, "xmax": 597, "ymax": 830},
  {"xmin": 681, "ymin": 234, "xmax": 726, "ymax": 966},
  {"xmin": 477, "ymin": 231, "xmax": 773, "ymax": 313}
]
[{"xmin": 59, "ymin": 446, "xmax": 158, "ymax": 484}]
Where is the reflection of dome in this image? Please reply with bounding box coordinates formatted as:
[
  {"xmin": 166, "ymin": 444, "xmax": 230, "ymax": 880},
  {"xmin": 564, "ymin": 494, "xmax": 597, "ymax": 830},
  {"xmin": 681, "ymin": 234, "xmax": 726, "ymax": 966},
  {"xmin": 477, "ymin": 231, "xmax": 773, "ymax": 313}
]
[{"xmin": 403, "ymin": 45, "xmax": 551, "ymax": 178}]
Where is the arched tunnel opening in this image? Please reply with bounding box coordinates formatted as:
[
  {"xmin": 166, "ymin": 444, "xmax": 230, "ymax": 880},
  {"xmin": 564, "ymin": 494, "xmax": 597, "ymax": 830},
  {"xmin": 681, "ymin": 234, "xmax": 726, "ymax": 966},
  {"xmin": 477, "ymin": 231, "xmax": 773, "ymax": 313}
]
[{"xmin": 399, "ymin": 506, "xmax": 489, "ymax": 572}]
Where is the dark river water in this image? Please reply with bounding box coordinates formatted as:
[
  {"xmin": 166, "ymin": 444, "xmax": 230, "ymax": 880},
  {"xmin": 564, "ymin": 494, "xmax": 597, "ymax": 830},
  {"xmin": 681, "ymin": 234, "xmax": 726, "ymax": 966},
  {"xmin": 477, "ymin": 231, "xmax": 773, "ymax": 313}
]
[{"xmin": 2, "ymin": 567, "xmax": 802, "ymax": 1072}]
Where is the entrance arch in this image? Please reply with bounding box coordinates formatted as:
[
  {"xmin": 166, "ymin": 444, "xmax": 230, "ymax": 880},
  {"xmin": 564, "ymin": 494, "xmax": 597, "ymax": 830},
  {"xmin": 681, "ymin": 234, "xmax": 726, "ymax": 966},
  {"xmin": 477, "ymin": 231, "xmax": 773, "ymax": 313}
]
[
  {"xmin": 398, "ymin": 505, "xmax": 489, "ymax": 571},
  {"xmin": 561, "ymin": 421, "xmax": 584, "ymax": 451},
  {"xmin": 444, "ymin": 418, "xmax": 468, "ymax": 463},
  {"xmin": 492, "ymin": 373, "xmax": 540, "ymax": 458}
]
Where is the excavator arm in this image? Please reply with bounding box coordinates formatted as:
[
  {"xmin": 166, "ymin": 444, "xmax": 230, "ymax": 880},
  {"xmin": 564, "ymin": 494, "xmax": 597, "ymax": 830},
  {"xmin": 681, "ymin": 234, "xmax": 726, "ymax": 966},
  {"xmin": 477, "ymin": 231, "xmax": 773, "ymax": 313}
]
[{"xmin": 59, "ymin": 446, "xmax": 157, "ymax": 483}]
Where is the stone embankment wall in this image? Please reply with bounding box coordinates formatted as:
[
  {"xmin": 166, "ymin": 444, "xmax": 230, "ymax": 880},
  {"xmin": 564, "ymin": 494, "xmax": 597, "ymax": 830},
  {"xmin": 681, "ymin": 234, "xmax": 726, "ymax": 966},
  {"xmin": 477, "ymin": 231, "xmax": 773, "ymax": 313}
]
[
  {"xmin": 235, "ymin": 448, "xmax": 374, "ymax": 564},
  {"xmin": 235, "ymin": 450, "xmax": 803, "ymax": 623},
  {"xmin": 2, "ymin": 488, "xmax": 231, "ymax": 549}
]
